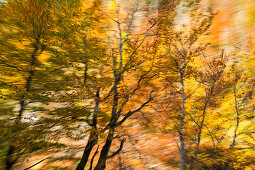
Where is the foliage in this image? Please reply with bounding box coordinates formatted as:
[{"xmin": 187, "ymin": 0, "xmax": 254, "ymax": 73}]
[{"xmin": 0, "ymin": 0, "xmax": 254, "ymax": 170}]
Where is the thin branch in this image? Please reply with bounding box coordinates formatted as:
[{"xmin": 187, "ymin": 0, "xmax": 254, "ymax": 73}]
[
  {"xmin": 204, "ymin": 124, "xmax": 216, "ymax": 148},
  {"xmin": 122, "ymin": 17, "xmax": 160, "ymax": 73},
  {"xmin": 187, "ymin": 113, "xmax": 200, "ymax": 128},
  {"xmin": 24, "ymin": 157, "xmax": 50, "ymax": 170},
  {"xmin": 116, "ymin": 69, "xmax": 153, "ymax": 116},
  {"xmin": 129, "ymin": 20, "xmax": 158, "ymax": 59},
  {"xmin": 107, "ymin": 139, "xmax": 126, "ymax": 158},
  {"xmin": 101, "ymin": 79, "xmax": 119, "ymax": 102},
  {"xmin": 115, "ymin": 91, "xmax": 153, "ymax": 127},
  {"xmin": 0, "ymin": 59, "xmax": 24, "ymax": 72},
  {"xmin": 104, "ymin": 12, "xmax": 119, "ymax": 24}
]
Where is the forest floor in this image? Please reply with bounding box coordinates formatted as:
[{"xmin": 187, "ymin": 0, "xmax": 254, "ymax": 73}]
[{"xmin": 14, "ymin": 120, "xmax": 180, "ymax": 170}]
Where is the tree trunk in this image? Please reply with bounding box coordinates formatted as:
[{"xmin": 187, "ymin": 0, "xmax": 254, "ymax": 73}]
[
  {"xmin": 94, "ymin": 128, "xmax": 115, "ymax": 170},
  {"xmin": 5, "ymin": 146, "xmax": 16, "ymax": 170},
  {"xmin": 6, "ymin": 35, "xmax": 40, "ymax": 170},
  {"xmin": 18, "ymin": 35, "xmax": 40, "ymax": 120},
  {"xmin": 231, "ymin": 86, "xmax": 240, "ymax": 147},
  {"xmin": 179, "ymin": 72, "xmax": 186, "ymax": 170},
  {"xmin": 76, "ymin": 89, "xmax": 100, "ymax": 170},
  {"xmin": 194, "ymin": 88, "xmax": 211, "ymax": 158},
  {"xmin": 93, "ymin": 70, "xmax": 119, "ymax": 170},
  {"xmin": 76, "ymin": 131, "xmax": 98, "ymax": 170},
  {"xmin": 83, "ymin": 37, "xmax": 88, "ymax": 84}
]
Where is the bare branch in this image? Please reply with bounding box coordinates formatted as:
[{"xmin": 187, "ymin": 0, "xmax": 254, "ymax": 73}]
[
  {"xmin": 129, "ymin": 20, "xmax": 158, "ymax": 59},
  {"xmin": 24, "ymin": 157, "xmax": 50, "ymax": 170},
  {"xmin": 104, "ymin": 12, "xmax": 119, "ymax": 24},
  {"xmin": 122, "ymin": 17, "xmax": 161, "ymax": 73},
  {"xmin": 101, "ymin": 79, "xmax": 119, "ymax": 102},
  {"xmin": 0, "ymin": 59, "xmax": 24, "ymax": 72},
  {"xmin": 116, "ymin": 68, "xmax": 153, "ymax": 115},
  {"xmin": 187, "ymin": 113, "xmax": 200, "ymax": 128},
  {"xmin": 107, "ymin": 139, "xmax": 126, "ymax": 158},
  {"xmin": 115, "ymin": 91, "xmax": 153, "ymax": 127}
]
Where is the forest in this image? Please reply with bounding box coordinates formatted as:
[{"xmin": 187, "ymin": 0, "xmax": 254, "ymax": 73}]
[{"xmin": 0, "ymin": 0, "xmax": 254, "ymax": 169}]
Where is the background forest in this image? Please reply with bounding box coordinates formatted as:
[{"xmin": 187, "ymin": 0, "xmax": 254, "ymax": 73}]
[{"xmin": 0, "ymin": 0, "xmax": 254, "ymax": 169}]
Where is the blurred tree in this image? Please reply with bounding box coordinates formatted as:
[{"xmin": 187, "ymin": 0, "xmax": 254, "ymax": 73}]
[
  {"xmin": 156, "ymin": 1, "xmax": 213, "ymax": 169},
  {"xmin": 0, "ymin": 0, "xmax": 86, "ymax": 169}
]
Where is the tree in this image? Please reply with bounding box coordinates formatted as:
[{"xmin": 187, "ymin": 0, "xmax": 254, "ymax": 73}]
[
  {"xmin": 189, "ymin": 50, "xmax": 227, "ymax": 169},
  {"xmin": 156, "ymin": 1, "xmax": 213, "ymax": 169},
  {"xmin": 0, "ymin": 0, "xmax": 84, "ymax": 169},
  {"xmin": 75, "ymin": 0, "xmax": 172, "ymax": 169},
  {"xmin": 1, "ymin": 0, "xmax": 254, "ymax": 169}
]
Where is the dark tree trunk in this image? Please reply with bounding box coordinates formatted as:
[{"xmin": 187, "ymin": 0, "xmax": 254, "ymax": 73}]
[
  {"xmin": 18, "ymin": 35, "xmax": 40, "ymax": 120},
  {"xmin": 94, "ymin": 128, "xmax": 115, "ymax": 170},
  {"xmin": 76, "ymin": 89, "xmax": 100, "ymax": 170},
  {"xmin": 5, "ymin": 146, "xmax": 16, "ymax": 170},
  {"xmin": 84, "ymin": 61, "xmax": 88, "ymax": 84},
  {"xmin": 83, "ymin": 37, "xmax": 88, "ymax": 84},
  {"xmin": 89, "ymin": 145, "xmax": 99, "ymax": 170},
  {"xmin": 7, "ymin": 35, "xmax": 40, "ymax": 170},
  {"xmin": 190, "ymin": 82, "xmax": 216, "ymax": 170},
  {"xmin": 93, "ymin": 70, "xmax": 119, "ymax": 170},
  {"xmin": 76, "ymin": 131, "xmax": 98, "ymax": 170}
]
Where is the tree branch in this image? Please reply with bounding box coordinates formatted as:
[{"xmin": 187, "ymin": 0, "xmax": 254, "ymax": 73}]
[
  {"xmin": 24, "ymin": 157, "xmax": 50, "ymax": 170},
  {"xmin": 122, "ymin": 17, "xmax": 160, "ymax": 72},
  {"xmin": 116, "ymin": 68, "xmax": 153, "ymax": 116},
  {"xmin": 115, "ymin": 92, "xmax": 153, "ymax": 127},
  {"xmin": 107, "ymin": 139, "xmax": 126, "ymax": 158},
  {"xmin": 0, "ymin": 59, "xmax": 24, "ymax": 72}
]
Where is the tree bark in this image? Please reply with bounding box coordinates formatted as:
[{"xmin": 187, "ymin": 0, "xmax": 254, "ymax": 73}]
[
  {"xmin": 76, "ymin": 89, "xmax": 100, "ymax": 170},
  {"xmin": 94, "ymin": 73, "xmax": 119, "ymax": 170},
  {"xmin": 179, "ymin": 72, "xmax": 186, "ymax": 170},
  {"xmin": 6, "ymin": 35, "xmax": 40, "ymax": 170},
  {"xmin": 89, "ymin": 145, "xmax": 99, "ymax": 170},
  {"xmin": 231, "ymin": 86, "xmax": 240, "ymax": 147},
  {"xmin": 94, "ymin": 128, "xmax": 115, "ymax": 170},
  {"xmin": 195, "ymin": 83, "xmax": 215, "ymax": 157},
  {"xmin": 76, "ymin": 131, "xmax": 98, "ymax": 170},
  {"xmin": 18, "ymin": 35, "xmax": 40, "ymax": 120},
  {"xmin": 83, "ymin": 37, "xmax": 88, "ymax": 84},
  {"xmin": 5, "ymin": 146, "xmax": 17, "ymax": 170}
]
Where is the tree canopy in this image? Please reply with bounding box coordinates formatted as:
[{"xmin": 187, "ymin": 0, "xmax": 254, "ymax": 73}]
[{"xmin": 0, "ymin": 0, "xmax": 254, "ymax": 170}]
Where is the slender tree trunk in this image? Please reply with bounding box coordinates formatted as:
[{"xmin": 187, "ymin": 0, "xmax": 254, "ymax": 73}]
[
  {"xmin": 195, "ymin": 86, "xmax": 213, "ymax": 157},
  {"xmin": 5, "ymin": 146, "xmax": 16, "ymax": 170},
  {"xmin": 190, "ymin": 82, "xmax": 216, "ymax": 170},
  {"xmin": 94, "ymin": 128, "xmax": 115, "ymax": 170},
  {"xmin": 76, "ymin": 131, "xmax": 98, "ymax": 170},
  {"xmin": 190, "ymin": 96, "xmax": 208, "ymax": 169},
  {"xmin": 76, "ymin": 89, "xmax": 100, "ymax": 170},
  {"xmin": 83, "ymin": 37, "xmax": 88, "ymax": 84},
  {"xmin": 84, "ymin": 61, "xmax": 88, "ymax": 84},
  {"xmin": 179, "ymin": 72, "xmax": 186, "ymax": 170},
  {"xmin": 94, "ymin": 72, "xmax": 119, "ymax": 170},
  {"xmin": 6, "ymin": 35, "xmax": 40, "ymax": 170},
  {"xmin": 231, "ymin": 86, "xmax": 240, "ymax": 147},
  {"xmin": 18, "ymin": 35, "xmax": 40, "ymax": 120}
]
